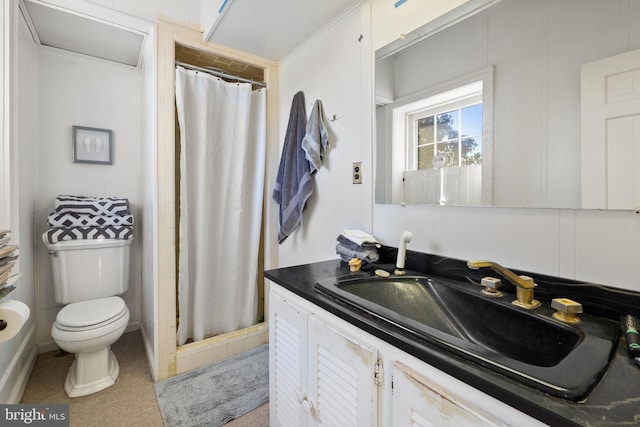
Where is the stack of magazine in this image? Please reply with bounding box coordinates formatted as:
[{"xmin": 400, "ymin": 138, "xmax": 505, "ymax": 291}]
[{"xmin": 0, "ymin": 230, "xmax": 18, "ymax": 298}]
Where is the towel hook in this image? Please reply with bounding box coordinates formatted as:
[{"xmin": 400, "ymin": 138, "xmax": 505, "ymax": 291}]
[{"xmin": 329, "ymin": 114, "xmax": 339, "ymax": 122}]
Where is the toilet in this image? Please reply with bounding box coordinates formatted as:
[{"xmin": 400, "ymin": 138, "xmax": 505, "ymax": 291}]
[{"xmin": 43, "ymin": 237, "xmax": 132, "ymax": 398}]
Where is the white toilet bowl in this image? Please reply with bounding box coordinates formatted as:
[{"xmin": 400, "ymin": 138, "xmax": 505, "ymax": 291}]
[{"xmin": 52, "ymin": 296, "xmax": 130, "ymax": 398}]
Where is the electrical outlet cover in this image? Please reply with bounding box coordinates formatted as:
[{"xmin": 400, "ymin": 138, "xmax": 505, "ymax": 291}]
[{"xmin": 353, "ymin": 162, "xmax": 362, "ymax": 184}]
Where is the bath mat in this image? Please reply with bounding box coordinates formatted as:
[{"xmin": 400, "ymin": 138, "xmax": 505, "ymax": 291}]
[{"xmin": 154, "ymin": 344, "xmax": 269, "ymax": 427}]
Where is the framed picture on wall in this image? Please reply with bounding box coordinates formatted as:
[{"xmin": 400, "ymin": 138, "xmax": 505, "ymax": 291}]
[{"xmin": 72, "ymin": 125, "xmax": 113, "ymax": 165}]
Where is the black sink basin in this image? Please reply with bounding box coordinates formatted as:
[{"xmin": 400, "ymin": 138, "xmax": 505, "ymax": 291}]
[{"xmin": 315, "ymin": 274, "xmax": 620, "ymax": 401}]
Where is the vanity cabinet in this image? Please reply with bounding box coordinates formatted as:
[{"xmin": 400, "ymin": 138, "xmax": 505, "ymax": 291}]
[
  {"xmin": 269, "ymin": 282, "xmax": 545, "ymax": 427},
  {"xmin": 269, "ymin": 285, "xmax": 379, "ymax": 427}
]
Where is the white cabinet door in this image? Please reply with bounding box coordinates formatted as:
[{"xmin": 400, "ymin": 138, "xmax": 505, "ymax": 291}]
[
  {"xmin": 270, "ymin": 288, "xmax": 379, "ymax": 427},
  {"xmin": 392, "ymin": 361, "xmax": 503, "ymax": 427},
  {"xmin": 270, "ymin": 291, "xmax": 309, "ymax": 427},
  {"xmin": 307, "ymin": 316, "xmax": 379, "ymax": 427},
  {"xmin": 271, "ymin": 284, "xmax": 538, "ymax": 427}
]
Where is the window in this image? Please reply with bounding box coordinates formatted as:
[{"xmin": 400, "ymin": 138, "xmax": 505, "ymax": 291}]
[
  {"xmin": 413, "ymin": 103, "xmax": 482, "ymax": 170},
  {"xmin": 378, "ymin": 67, "xmax": 493, "ymax": 206},
  {"xmin": 404, "ymin": 81, "xmax": 483, "ymax": 171}
]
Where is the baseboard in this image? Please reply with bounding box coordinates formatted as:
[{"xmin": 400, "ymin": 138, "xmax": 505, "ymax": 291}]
[
  {"xmin": 125, "ymin": 320, "xmax": 141, "ymax": 334},
  {"xmin": 0, "ymin": 324, "xmax": 38, "ymax": 404},
  {"xmin": 37, "ymin": 340, "xmax": 58, "ymax": 354},
  {"xmin": 175, "ymin": 323, "xmax": 268, "ymax": 376},
  {"xmin": 8, "ymin": 343, "xmax": 37, "ymax": 404},
  {"xmin": 140, "ymin": 324, "xmax": 157, "ymax": 381}
]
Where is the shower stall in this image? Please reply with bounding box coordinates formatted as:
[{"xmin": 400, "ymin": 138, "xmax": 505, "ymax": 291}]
[
  {"xmin": 154, "ymin": 22, "xmax": 277, "ymax": 380},
  {"xmin": 174, "ymin": 47, "xmax": 267, "ymax": 346}
]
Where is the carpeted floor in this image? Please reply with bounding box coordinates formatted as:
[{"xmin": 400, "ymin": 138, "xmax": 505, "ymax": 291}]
[{"xmin": 21, "ymin": 330, "xmax": 269, "ymax": 426}]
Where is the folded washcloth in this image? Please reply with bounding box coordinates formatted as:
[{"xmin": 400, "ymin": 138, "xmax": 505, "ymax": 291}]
[
  {"xmin": 340, "ymin": 229, "xmax": 380, "ymax": 248},
  {"xmin": 302, "ymin": 99, "xmax": 329, "ymax": 173},
  {"xmin": 273, "ymin": 92, "xmax": 313, "ymax": 244},
  {"xmin": 48, "ymin": 212, "xmax": 134, "ymax": 228},
  {"xmin": 43, "ymin": 226, "xmax": 133, "ymax": 244},
  {"xmin": 337, "ymin": 234, "xmax": 379, "ymax": 251},
  {"xmin": 336, "ymin": 242, "xmax": 379, "ymax": 263},
  {"xmin": 54, "ymin": 195, "xmax": 130, "ymax": 216}
]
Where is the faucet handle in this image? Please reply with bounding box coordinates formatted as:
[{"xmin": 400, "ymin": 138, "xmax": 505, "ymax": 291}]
[
  {"xmin": 480, "ymin": 277, "xmax": 503, "ymax": 297},
  {"xmin": 551, "ymin": 298, "xmax": 583, "ymax": 324},
  {"xmin": 518, "ymin": 275, "xmax": 535, "ymax": 287}
]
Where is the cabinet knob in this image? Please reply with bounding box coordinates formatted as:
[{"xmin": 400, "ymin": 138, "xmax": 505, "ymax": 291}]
[
  {"xmin": 301, "ymin": 398, "xmax": 313, "ymax": 413},
  {"xmin": 297, "ymin": 390, "xmax": 314, "ymax": 413}
]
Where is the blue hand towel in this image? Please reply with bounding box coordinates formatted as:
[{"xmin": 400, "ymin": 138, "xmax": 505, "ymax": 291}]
[
  {"xmin": 302, "ymin": 99, "xmax": 329, "ymax": 173},
  {"xmin": 272, "ymin": 91, "xmax": 313, "ymax": 244}
]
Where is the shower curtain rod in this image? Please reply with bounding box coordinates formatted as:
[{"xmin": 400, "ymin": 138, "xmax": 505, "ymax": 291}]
[{"xmin": 175, "ymin": 61, "xmax": 267, "ymax": 88}]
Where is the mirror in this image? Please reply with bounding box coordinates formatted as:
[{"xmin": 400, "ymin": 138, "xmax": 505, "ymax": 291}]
[{"xmin": 375, "ymin": 0, "xmax": 640, "ymax": 209}]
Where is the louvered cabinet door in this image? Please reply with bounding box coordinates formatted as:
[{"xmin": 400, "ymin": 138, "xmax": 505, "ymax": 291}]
[
  {"xmin": 307, "ymin": 316, "xmax": 379, "ymax": 427},
  {"xmin": 270, "ymin": 292, "xmax": 310, "ymax": 427}
]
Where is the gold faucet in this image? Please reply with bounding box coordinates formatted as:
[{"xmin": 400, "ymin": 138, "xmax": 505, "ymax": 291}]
[{"xmin": 467, "ymin": 260, "xmax": 541, "ymax": 309}]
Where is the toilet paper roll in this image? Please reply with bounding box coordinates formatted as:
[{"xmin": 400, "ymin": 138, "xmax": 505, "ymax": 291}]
[{"xmin": 0, "ymin": 300, "xmax": 30, "ymax": 343}]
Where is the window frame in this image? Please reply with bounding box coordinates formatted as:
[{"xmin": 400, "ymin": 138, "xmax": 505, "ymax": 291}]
[
  {"xmin": 384, "ymin": 66, "xmax": 494, "ymax": 206},
  {"xmin": 407, "ymin": 93, "xmax": 483, "ymax": 171}
]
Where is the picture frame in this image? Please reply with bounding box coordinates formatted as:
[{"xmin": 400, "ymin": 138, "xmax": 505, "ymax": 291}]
[{"xmin": 72, "ymin": 125, "xmax": 113, "ymax": 165}]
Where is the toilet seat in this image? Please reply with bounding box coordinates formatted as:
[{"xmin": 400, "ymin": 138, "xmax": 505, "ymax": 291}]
[{"xmin": 56, "ymin": 296, "xmax": 127, "ymax": 331}]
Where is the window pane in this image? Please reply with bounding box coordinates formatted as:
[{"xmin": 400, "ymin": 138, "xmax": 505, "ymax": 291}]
[
  {"xmin": 417, "ymin": 145, "xmax": 435, "ymax": 170},
  {"xmin": 437, "ymin": 141, "xmax": 459, "ymax": 167},
  {"xmin": 461, "ymin": 104, "xmax": 482, "ymax": 136},
  {"xmin": 417, "ymin": 116, "xmax": 434, "ymax": 145},
  {"xmin": 436, "ymin": 111, "xmax": 458, "ymax": 141},
  {"xmin": 461, "ymin": 136, "xmax": 482, "ymax": 165}
]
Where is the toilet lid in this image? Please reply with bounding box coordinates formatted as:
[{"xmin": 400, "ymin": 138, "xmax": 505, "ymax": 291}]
[{"xmin": 57, "ymin": 296, "xmax": 127, "ymax": 328}]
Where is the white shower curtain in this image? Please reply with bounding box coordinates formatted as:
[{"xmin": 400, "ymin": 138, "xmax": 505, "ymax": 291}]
[{"xmin": 175, "ymin": 67, "xmax": 266, "ymax": 345}]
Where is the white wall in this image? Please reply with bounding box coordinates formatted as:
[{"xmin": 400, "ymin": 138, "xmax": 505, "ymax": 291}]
[
  {"xmin": 15, "ymin": 16, "xmax": 38, "ymax": 330},
  {"xmin": 34, "ymin": 48, "xmax": 144, "ymax": 350},
  {"xmin": 373, "ymin": 205, "xmax": 640, "ymax": 293},
  {"xmin": 278, "ymin": 0, "xmax": 640, "ymax": 295},
  {"xmin": 40, "ymin": 0, "xmax": 160, "ymax": 380},
  {"xmin": 0, "ymin": 8, "xmax": 39, "ymax": 404},
  {"xmin": 140, "ymin": 24, "xmax": 158, "ymax": 379},
  {"xmin": 275, "ymin": 3, "xmax": 373, "ymax": 267}
]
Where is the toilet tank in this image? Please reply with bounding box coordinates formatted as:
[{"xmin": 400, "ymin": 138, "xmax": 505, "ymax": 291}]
[{"xmin": 43, "ymin": 237, "xmax": 132, "ymax": 304}]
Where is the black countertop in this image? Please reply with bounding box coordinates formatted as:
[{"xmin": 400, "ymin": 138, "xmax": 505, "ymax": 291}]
[{"xmin": 265, "ymin": 250, "xmax": 640, "ymax": 427}]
